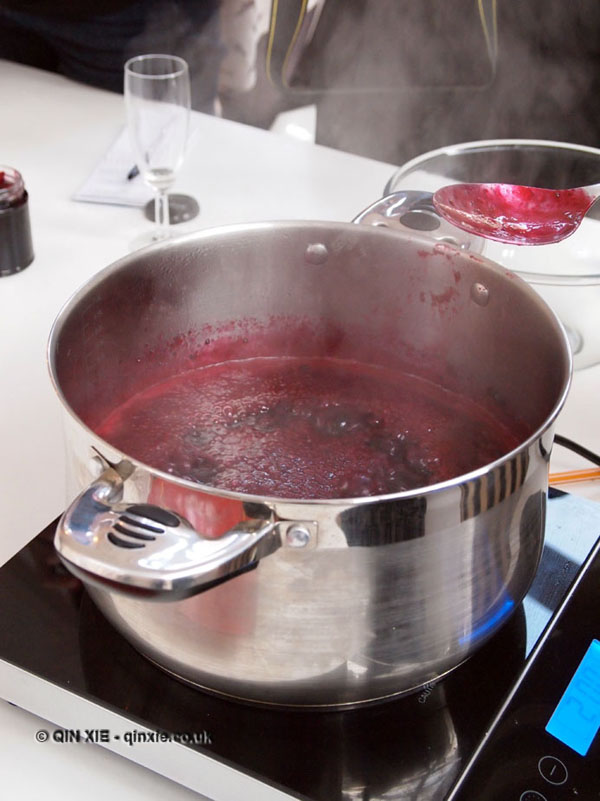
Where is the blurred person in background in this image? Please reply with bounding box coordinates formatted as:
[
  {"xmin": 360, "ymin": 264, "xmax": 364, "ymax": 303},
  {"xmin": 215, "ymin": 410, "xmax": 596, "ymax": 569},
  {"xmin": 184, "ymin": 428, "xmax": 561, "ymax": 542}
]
[
  {"xmin": 3, "ymin": 0, "xmax": 598, "ymax": 165},
  {"xmin": 0, "ymin": 0, "xmax": 223, "ymax": 113}
]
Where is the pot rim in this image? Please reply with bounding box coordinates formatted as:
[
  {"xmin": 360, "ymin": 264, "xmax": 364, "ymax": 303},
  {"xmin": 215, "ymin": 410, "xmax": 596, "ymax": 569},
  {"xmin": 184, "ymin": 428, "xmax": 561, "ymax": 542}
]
[{"xmin": 47, "ymin": 220, "xmax": 573, "ymax": 507}]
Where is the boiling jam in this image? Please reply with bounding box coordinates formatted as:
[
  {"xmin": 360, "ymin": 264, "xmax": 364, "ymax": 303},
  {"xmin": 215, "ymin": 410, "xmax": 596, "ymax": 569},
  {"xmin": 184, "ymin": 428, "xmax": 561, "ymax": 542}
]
[{"xmin": 97, "ymin": 356, "xmax": 520, "ymax": 499}]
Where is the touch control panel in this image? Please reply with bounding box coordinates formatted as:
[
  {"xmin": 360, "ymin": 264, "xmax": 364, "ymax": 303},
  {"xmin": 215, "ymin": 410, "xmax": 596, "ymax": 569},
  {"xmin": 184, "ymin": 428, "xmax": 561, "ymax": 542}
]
[{"xmin": 446, "ymin": 534, "xmax": 600, "ymax": 800}]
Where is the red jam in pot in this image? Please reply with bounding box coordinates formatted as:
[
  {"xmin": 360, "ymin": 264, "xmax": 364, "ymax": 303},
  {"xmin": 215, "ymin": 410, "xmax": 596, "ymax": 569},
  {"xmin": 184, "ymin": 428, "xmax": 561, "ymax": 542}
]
[{"xmin": 97, "ymin": 356, "xmax": 522, "ymax": 500}]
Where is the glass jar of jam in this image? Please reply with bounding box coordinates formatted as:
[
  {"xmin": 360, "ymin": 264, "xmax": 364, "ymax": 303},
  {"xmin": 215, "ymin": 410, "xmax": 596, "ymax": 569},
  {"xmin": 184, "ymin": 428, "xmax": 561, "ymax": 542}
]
[{"xmin": 0, "ymin": 165, "xmax": 34, "ymax": 277}]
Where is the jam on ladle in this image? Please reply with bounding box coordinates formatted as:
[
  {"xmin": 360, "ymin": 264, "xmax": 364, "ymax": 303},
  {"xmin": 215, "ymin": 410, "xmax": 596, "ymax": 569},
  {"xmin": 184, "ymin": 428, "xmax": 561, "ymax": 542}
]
[{"xmin": 433, "ymin": 181, "xmax": 600, "ymax": 245}]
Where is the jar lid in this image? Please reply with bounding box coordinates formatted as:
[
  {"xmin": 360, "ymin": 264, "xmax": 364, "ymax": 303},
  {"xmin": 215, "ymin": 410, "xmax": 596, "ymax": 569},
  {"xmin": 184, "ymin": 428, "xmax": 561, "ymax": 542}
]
[{"xmin": 0, "ymin": 166, "xmax": 25, "ymax": 209}]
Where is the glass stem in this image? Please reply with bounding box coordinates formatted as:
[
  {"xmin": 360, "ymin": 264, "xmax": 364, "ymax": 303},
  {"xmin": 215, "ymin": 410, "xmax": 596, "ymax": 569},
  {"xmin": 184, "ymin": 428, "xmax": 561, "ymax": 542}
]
[{"xmin": 155, "ymin": 189, "xmax": 170, "ymax": 238}]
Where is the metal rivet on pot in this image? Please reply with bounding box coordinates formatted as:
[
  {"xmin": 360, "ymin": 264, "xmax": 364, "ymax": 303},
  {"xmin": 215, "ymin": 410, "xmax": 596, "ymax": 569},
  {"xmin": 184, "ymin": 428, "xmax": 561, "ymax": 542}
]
[
  {"xmin": 285, "ymin": 524, "xmax": 312, "ymax": 548},
  {"xmin": 438, "ymin": 236, "xmax": 460, "ymax": 247},
  {"xmin": 470, "ymin": 282, "xmax": 490, "ymax": 306},
  {"xmin": 305, "ymin": 243, "xmax": 329, "ymax": 265}
]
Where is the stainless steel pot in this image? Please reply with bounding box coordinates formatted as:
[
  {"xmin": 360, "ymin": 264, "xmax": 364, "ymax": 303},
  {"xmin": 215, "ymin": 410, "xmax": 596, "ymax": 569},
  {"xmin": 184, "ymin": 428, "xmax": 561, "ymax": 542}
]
[{"xmin": 50, "ymin": 206, "xmax": 571, "ymax": 707}]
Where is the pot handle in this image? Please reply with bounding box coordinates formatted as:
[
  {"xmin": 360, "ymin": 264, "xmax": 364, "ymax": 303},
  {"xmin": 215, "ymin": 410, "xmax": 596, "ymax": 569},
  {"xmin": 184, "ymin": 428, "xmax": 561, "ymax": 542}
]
[
  {"xmin": 54, "ymin": 463, "xmax": 315, "ymax": 601},
  {"xmin": 352, "ymin": 190, "xmax": 484, "ymax": 253}
]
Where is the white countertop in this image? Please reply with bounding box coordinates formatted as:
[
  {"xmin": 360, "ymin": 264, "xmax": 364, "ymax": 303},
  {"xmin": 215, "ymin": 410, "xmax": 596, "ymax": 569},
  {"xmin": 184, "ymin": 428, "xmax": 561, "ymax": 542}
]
[{"xmin": 1, "ymin": 60, "xmax": 599, "ymax": 800}]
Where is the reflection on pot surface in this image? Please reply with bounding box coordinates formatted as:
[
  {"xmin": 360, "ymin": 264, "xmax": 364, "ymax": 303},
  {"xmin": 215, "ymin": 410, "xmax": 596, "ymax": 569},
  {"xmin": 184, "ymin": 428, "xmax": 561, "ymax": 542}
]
[{"xmin": 76, "ymin": 586, "xmax": 528, "ymax": 801}]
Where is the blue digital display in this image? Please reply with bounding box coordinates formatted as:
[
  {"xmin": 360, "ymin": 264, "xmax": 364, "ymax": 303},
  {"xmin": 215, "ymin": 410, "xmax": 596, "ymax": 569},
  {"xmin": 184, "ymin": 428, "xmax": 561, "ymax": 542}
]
[{"xmin": 546, "ymin": 639, "xmax": 600, "ymax": 756}]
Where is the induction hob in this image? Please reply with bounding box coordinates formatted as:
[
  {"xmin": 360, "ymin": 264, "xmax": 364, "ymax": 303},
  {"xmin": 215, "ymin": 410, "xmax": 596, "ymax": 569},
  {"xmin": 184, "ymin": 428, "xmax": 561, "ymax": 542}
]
[{"xmin": 0, "ymin": 489, "xmax": 599, "ymax": 801}]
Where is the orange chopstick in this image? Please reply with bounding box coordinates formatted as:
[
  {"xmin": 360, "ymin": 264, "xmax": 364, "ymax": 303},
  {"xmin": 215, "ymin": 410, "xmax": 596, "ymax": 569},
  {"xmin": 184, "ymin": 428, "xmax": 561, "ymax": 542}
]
[{"xmin": 549, "ymin": 467, "xmax": 600, "ymax": 485}]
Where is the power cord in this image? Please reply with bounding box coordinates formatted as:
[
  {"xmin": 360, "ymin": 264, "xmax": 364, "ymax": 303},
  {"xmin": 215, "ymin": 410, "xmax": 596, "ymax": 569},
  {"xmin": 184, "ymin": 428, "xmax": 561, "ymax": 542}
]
[{"xmin": 554, "ymin": 434, "xmax": 600, "ymax": 468}]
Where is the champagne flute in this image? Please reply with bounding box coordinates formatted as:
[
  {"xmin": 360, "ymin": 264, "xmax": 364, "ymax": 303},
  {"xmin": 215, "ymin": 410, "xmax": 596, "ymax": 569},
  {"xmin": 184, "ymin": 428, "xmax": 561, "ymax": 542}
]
[{"xmin": 124, "ymin": 54, "xmax": 191, "ymax": 244}]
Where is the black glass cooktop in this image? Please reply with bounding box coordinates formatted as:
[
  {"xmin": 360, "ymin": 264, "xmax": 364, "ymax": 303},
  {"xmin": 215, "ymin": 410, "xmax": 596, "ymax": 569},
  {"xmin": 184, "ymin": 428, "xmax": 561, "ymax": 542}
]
[{"xmin": 1, "ymin": 490, "xmax": 599, "ymax": 801}]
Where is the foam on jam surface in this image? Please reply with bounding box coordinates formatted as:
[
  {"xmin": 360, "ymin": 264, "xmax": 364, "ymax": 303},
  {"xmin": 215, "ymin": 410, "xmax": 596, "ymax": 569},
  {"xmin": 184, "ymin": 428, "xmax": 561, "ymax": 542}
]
[{"xmin": 97, "ymin": 356, "xmax": 521, "ymax": 499}]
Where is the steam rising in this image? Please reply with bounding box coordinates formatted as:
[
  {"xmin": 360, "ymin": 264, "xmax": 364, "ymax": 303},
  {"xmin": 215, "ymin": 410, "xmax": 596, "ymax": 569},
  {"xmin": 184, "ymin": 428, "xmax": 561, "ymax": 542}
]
[
  {"xmin": 276, "ymin": 0, "xmax": 600, "ymax": 164},
  {"xmin": 125, "ymin": 1, "xmax": 599, "ymax": 164}
]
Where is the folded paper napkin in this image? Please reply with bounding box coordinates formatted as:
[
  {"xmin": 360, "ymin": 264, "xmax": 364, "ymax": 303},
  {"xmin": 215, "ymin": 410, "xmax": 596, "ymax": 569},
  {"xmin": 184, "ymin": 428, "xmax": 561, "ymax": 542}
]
[{"xmin": 72, "ymin": 127, "xmax": 154, "ymax": 207}]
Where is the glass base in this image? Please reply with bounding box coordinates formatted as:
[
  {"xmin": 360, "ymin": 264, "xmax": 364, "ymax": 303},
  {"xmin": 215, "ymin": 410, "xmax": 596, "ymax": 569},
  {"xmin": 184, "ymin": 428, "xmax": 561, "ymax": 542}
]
[
  {"xmin": 129, "ymin": 193, "xmax": 200, "ymax": 251},
  {"xmin": 144, "ymin": 194, "xmax": 200, "ymax": 225}
]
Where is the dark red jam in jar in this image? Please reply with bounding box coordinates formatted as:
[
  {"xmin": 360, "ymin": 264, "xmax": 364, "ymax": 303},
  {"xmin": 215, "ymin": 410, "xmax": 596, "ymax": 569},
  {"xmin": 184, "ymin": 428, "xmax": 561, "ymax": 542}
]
[{"xmin": 0, "ymin": 166, "xmax": 34, "ymax": 277}]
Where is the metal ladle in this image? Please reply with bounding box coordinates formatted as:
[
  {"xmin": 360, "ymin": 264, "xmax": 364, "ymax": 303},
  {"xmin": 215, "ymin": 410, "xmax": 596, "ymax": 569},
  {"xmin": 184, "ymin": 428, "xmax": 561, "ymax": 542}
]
[{"xmin": 433, "ymin": 181, "xmax": 600, "ymax": 245}]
